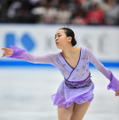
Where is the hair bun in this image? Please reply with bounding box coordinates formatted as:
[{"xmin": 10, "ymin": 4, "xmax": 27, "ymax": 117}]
[{"xmin": 71, "ymin": 38, "xmax": 77, "ymax": 46}]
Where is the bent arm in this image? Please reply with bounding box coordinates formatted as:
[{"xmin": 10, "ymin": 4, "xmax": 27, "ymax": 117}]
[
  {"xmin": 8, "ymin": 45, "xmax": 56, "ymax": 65},
  {"xmin": 85, "ymin": 48, "xmax": 119, "ymax": 92}
]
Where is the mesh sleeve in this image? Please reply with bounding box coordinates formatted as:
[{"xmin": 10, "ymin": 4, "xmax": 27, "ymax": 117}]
[
  {"xmin": 8, "ymin": 45, "xmax": 56, "ymax": 65},
  {"xmin": 85, "ymin": 48, "xmax": 119, "ymax": 92}
]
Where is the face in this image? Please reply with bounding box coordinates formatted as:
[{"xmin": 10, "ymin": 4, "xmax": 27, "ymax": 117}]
[{"xmin": 55, "ymin": 29, "xmax": 70, "ymax": 49}]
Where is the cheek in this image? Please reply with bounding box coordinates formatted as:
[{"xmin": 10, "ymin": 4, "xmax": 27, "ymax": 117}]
[
  {"xmin": 58, "ymin": 36, "xmax": 67, "ymax": 45},
  {"xmin": 56, "ymin": 40, "xmax": 65, "ymax": 49},
  {"xmin": 60, "ymin": 39, "xmax": 65, "ymax": 46},
  {"xmin": 60, "ymin": 37, "xmax": 67, "ymax": 43}
]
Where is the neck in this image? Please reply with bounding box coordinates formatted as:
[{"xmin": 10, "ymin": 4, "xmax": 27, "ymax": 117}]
[{"xmin": 61, "ymin": 45, "xmax": 76, "ymax": 58}]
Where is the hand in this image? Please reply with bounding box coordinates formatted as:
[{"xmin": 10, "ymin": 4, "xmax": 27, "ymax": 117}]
[
  {"xmin": 1, "ymin": 48, "xmax": 13, "ymax": 57},
  {"xmin": 115, "ymin": 90, "xmax": 119, "ymax": 96}
]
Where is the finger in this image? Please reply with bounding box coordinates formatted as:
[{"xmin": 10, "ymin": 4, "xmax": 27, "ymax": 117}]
[
  {"xmin": 115, "ymin": 93, "xmax": 119, "ymax": 96},
  {"xmin": 2, "ymin": 51, "xmax": 8, "ymax": 57},
  {"xmin": 2, "ymin": 53, "xmax": 6, "ymax": 57},
  {"xmin": 117, "ymin": 93, "xmax": 119, "ymax": 96},
  {"xmin": 1, "ymin": 48, "xmax": 9, "ymax": 51}
]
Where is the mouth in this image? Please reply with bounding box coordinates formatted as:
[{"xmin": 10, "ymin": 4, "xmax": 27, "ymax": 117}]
[{"xmin": 56, "ymin": 42, "xmax": 59, "ymax": 45}]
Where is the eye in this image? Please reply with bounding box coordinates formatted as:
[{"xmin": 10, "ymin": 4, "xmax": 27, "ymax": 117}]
[
  {"xmin": 58, "ymin": 34, "xmax": 61, "ymax": 37},
  {"xmin": 55, "ymin": 35, "xmax": 58, "ymax": 39}
]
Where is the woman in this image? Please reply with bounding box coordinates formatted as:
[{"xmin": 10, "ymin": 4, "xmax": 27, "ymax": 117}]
[{"xmin": 1, "ymin": 27, "xmax": 119, "ymax": 120}]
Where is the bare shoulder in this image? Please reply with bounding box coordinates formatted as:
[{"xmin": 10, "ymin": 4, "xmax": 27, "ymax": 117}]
[{"xmin": 75, "ymin": 47, "xmax": 81, "ymax": 51}]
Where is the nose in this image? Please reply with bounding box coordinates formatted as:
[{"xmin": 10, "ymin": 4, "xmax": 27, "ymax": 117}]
[
  {"xmin": 55, "ymin": 36, "xmax": 58, "ymax": 42},
  {"xmin": 55, "ymin": 35, "xmax": 58, "ymax": 40}
]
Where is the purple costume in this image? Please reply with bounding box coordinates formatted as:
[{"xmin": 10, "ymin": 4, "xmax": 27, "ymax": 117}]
[{"xmin": 9, "ymin": 45, "xmax": 119, "ymax": 108}]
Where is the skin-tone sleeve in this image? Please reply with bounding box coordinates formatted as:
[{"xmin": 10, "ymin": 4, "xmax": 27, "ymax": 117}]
[
  {"xmin": 85, "ymin": 48, "xmax": 119, "ymax": 92},
  {"xmin": 8, "ymin": 45, "xmax": 56, "ymax": 65}
]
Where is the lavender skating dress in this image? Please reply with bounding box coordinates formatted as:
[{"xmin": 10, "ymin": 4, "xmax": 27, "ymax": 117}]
[{"xmin": 8, "ymin": 45, "xmax": 119, "ymax": 108}]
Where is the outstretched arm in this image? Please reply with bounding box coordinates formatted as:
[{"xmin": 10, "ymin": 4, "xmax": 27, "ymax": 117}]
[
  {"xmin": 85, "ymin": 48, "xmax": 119, "ymax": 96},
  {"xmin": 1, "ymin": 45, "xmax": 56, "ymax": 65}
]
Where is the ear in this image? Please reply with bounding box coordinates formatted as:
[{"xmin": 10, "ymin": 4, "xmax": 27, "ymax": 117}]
[{"xmin": 67, "ymin": 36, "xmax": 72, "ymax": 42}]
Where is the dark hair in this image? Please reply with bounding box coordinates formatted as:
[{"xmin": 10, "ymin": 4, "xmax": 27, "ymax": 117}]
[{"xmin": 60, "ymin": 27, "xmax": 77, "ymax": 46}]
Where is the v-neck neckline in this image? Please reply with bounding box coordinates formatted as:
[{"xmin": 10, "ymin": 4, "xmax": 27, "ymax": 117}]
[{"xmin": 60, "ymin": 48, "xmax": 82, "ymax": 70}]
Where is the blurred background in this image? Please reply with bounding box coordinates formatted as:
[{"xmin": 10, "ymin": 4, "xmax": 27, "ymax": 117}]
[
  {"xmin": 0, "ymin": 0, "xmax": 119, "ymax": 120},
  {"xmin": 0, "ymin": 0, "xmax": 119, "ymax": 25}
]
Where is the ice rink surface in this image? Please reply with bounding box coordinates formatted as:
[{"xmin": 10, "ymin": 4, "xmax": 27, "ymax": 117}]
[{"xmin": 0, "ymin": 67, "xmax": 119, "ymax": 120}]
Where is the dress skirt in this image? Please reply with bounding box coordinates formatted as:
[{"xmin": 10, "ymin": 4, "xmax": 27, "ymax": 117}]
[{"xmin": 51, "ymin": 80, "xmax": 94, "ymax": 108}]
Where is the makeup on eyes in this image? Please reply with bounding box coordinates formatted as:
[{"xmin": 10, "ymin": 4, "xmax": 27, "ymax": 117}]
[{"xmin": 55, "ymin": 33, "xmax": 62, "ymax": 39}]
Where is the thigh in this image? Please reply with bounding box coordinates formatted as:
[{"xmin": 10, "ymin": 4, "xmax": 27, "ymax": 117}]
[
  {"xmin": 71, "ymin": 102, "xmax": 91, "ymax": 120},
  {"xmin": 57, "ymin": 104, "xmax": 75, "ymax": 120}
]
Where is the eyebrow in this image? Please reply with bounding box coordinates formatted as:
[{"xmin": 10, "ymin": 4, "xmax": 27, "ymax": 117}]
[{"xmin": 55, "ymin": 33, "xmax": 61, "ymax": 37}]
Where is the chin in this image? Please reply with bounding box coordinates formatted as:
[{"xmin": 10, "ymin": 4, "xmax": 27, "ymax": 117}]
[{"xmin": 56, "ymin": 45, "xmax": 62, "ymax": 50}]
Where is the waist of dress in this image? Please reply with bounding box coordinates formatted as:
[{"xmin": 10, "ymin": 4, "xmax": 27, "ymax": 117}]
[{"xmin": 65, "ymin": 73, "xmax": 92, "ymax": 89}]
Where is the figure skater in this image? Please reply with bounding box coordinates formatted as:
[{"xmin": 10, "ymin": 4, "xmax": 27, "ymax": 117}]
[{"xmin": 1, "ymin": 27, "xmax": 119, "ymax": 120}]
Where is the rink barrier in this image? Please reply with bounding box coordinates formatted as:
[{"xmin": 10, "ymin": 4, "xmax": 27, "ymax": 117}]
[
  {"xmin": 0, "ymin": 61, "xmax": 119, "ymax": 68},
  {"xmin": 0, "ymin": 24, "xmax": 119, "ymax": 62}
]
